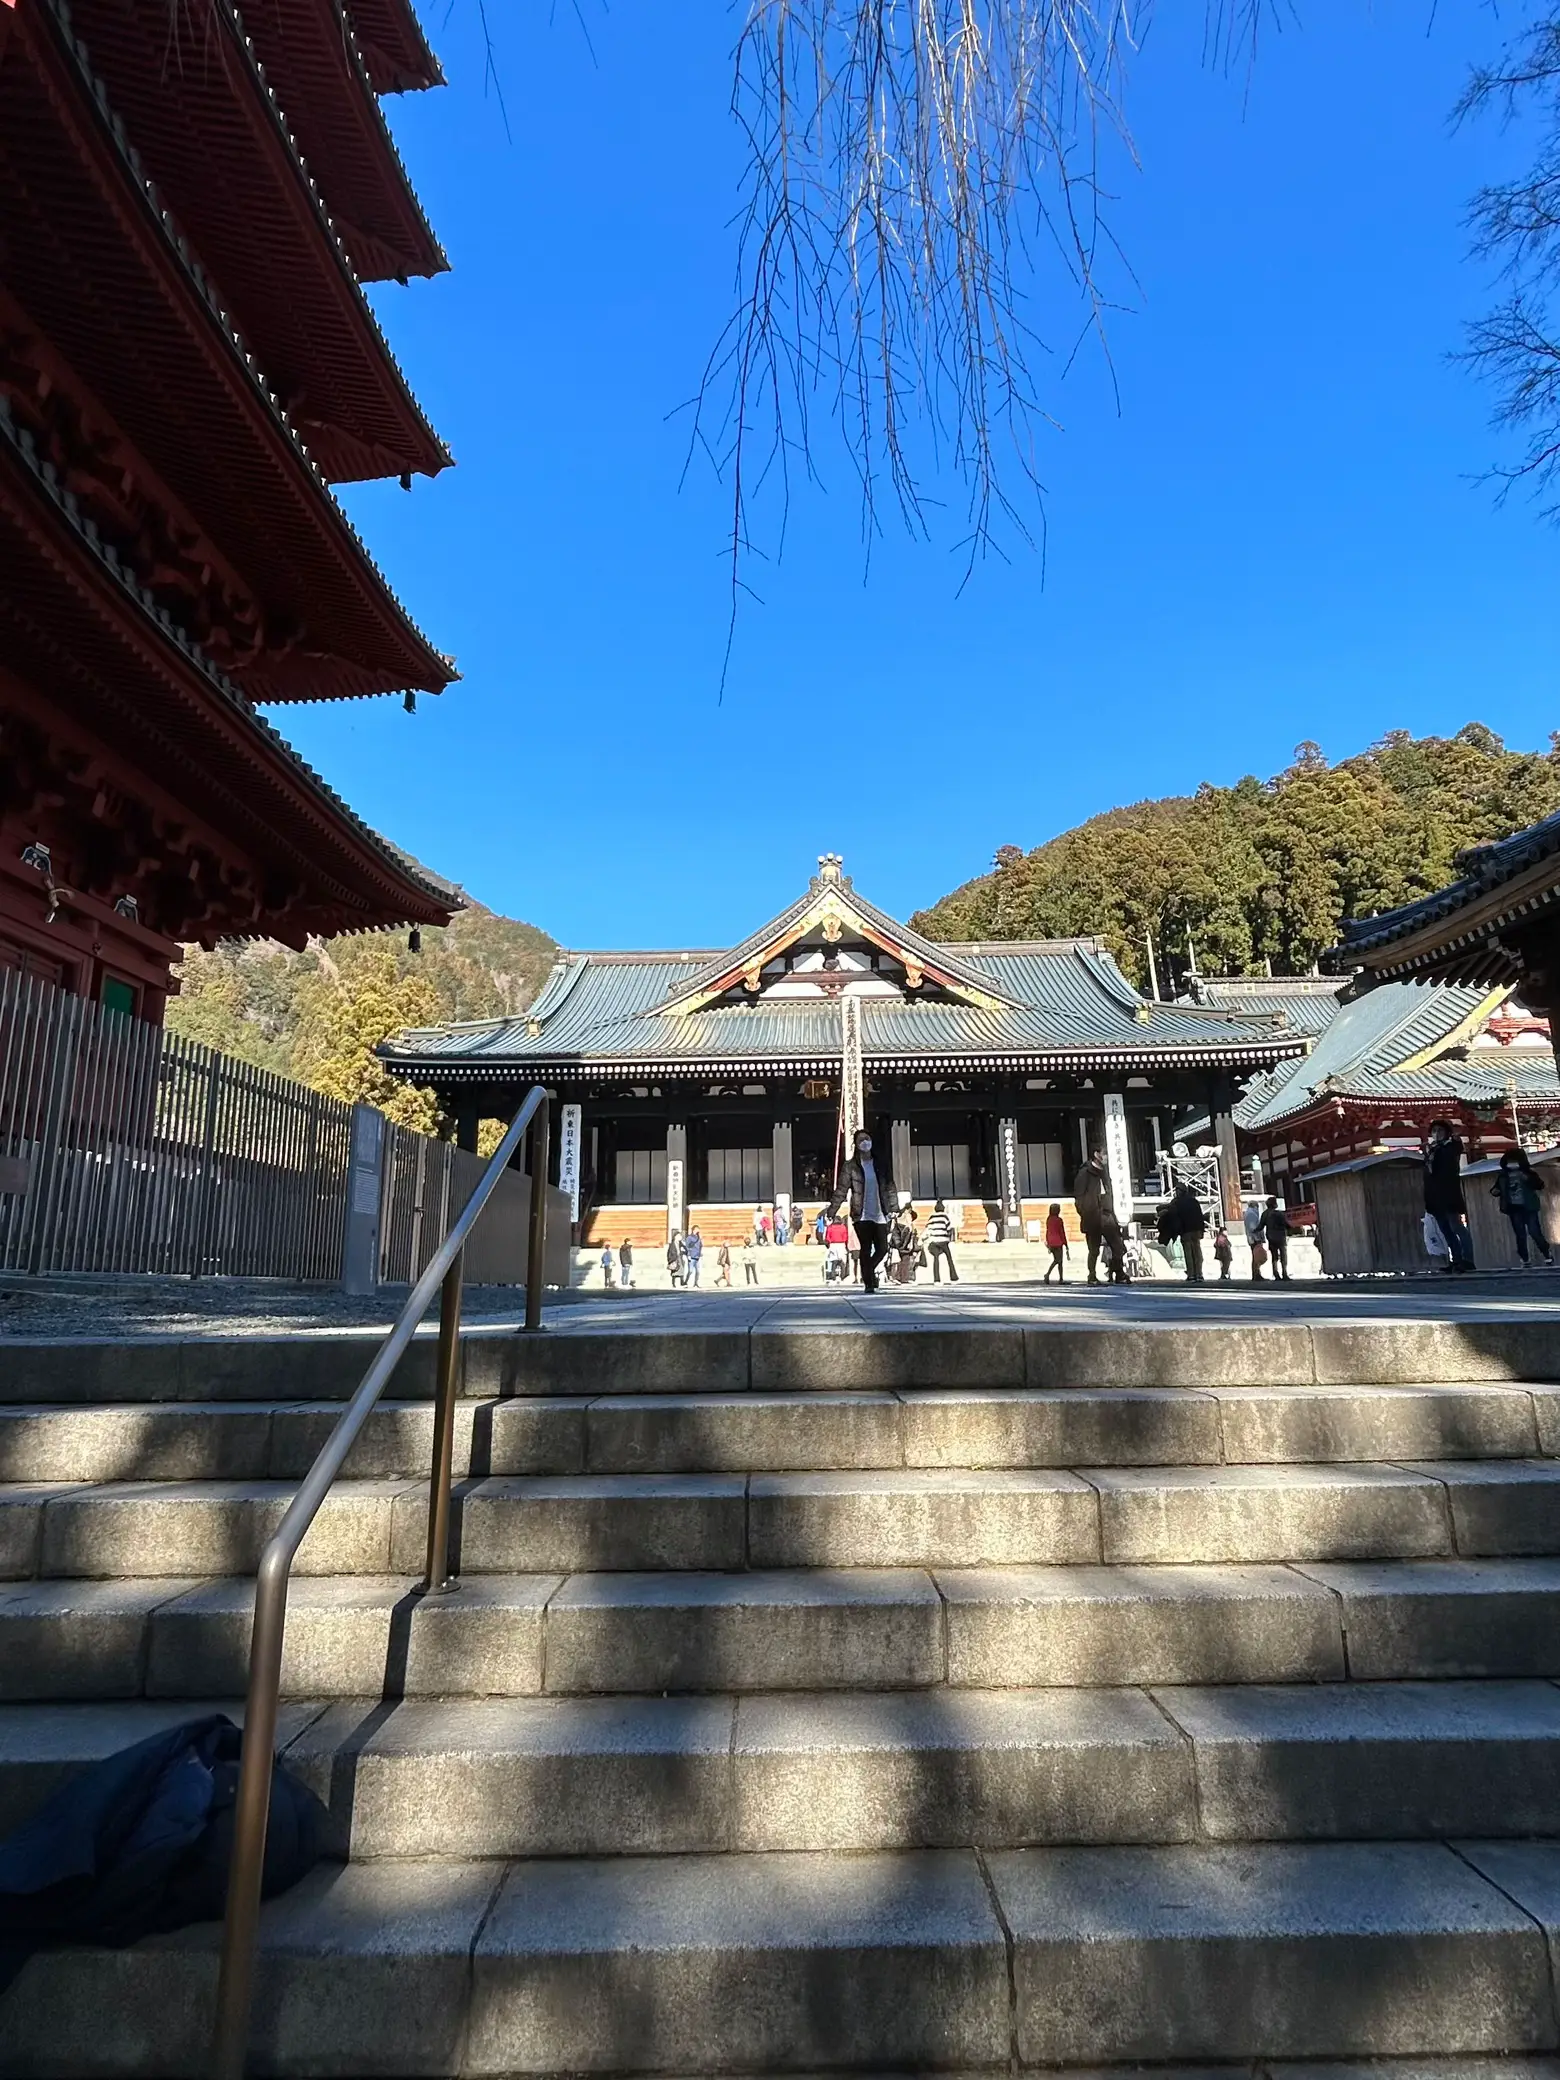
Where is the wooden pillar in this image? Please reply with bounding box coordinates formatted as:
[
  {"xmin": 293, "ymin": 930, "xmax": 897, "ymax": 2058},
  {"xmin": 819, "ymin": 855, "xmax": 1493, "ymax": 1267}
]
[
  {"xmin": 1209, "ymin": 1073, "xmax": 1244, "ymax": 1222},
  {"xmin": 454, "ymin": 1101, "xmax": 480, "ymax": 1155}
]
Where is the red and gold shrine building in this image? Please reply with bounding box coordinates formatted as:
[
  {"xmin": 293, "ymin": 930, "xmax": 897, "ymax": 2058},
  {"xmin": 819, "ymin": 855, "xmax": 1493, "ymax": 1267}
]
[{"xmin": 0, "ymin": 0, "xmax": 458, "ymax": 1019}]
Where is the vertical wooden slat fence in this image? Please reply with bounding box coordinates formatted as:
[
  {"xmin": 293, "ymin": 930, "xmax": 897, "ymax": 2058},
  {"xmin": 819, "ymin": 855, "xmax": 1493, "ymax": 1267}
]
[
  {"xmin": 377, "ymin": 1123, "xmax": 455, "ymax": 1285},
  {"xmin": 0, "ymin": 970, "xmax": 358, "ymax": 1281}
]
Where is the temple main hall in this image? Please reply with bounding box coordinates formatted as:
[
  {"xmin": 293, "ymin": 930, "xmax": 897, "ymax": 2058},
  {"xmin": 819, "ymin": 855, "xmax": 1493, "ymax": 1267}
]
[{"xmin": 382, "ymin": 857, "xmax": 1306, "ymax": 1243}]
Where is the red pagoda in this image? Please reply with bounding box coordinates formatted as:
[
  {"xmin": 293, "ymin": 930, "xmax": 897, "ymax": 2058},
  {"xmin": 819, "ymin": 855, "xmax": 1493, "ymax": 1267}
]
[{"xmin": 0, "ymin": 0, "xmax": 458, "ymax": 1021}]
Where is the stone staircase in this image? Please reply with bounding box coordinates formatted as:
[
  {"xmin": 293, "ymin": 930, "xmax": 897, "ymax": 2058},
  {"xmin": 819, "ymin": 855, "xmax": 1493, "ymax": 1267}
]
[{"xmin": 4, "ymin": 1318, "xmax": 1560, "ymax": 2073}]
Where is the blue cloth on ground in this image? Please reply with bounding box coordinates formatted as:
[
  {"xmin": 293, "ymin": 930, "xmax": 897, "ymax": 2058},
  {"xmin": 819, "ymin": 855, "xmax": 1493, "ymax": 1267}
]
[{"xmin": 0, "ymin": 1713, "xmax": 325, "ymax": 1987}]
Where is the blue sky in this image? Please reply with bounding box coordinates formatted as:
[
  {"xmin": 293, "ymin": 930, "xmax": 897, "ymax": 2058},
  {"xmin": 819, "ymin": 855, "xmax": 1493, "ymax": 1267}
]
[{"xmin": 275, "ymin": 1, "xmax": 1559, "ymax": 949}]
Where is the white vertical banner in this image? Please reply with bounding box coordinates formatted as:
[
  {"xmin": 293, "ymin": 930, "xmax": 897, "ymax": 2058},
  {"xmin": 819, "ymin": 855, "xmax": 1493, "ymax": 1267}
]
[
  {"xmin": 557, "ymin": 1103, "xmax": 583, "ymax": 1223},
  {"xmin": 840, "ymin": 993, "xmax": 864, "ymax": 1151},
  {"xmin": 999, "ymin": 1117, "xmax": 1021, "ymax": 1232},
  {"xmin": 1102, "ymin": 1092, "xmax": 1134, "ymax": 1224},
  {"xmin": 666, "ymin": 1158, "xmax": 685, "ymax": 1242}
]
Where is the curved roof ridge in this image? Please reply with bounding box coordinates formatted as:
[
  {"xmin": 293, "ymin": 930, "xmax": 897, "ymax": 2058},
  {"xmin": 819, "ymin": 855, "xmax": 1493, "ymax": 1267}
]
[
  {"xmin": 525, "ymin": 955, "xmax": 594, "ymax": 1027},
  {"xmin": 663, "ymin": 868, "xmax": 1024, "ymax": 1014}
]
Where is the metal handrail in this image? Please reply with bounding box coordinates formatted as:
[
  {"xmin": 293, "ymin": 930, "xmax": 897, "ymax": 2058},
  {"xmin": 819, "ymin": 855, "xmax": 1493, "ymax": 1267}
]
[{"xmin": 209, "ymin": 1086, "xmax": 552, "ymax": 2080}]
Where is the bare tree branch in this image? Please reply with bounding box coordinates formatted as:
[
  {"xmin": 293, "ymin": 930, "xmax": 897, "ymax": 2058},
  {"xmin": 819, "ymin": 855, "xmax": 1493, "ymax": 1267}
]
[{"xmin": 1458, "ymin": 11, "xmax": 1560, "ymax": 510}]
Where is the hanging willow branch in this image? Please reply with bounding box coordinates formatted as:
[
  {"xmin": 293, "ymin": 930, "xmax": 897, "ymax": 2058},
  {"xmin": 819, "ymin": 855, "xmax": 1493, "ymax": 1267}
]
[
  {"xmin": 687, "ymin": 1, "xmax": 1274, "ymax": 674},
  {"xmin": 692, "ymin": 2, "xmax": 1132, "ymax": 601}
]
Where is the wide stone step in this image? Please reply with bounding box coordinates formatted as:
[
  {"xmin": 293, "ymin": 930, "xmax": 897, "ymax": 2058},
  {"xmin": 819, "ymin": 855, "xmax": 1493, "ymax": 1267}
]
[
  {"xmin": 12, "ymin": 1681, "xmax": 1560, "ymax": 1861},
  {"xmin": 13, "ymin": 1558, "xmax": 1560, "ymax": 1702},
  {"xmin": 284, "ymin": 1678, "xmax": 1560, "ymax": 1856},
  {"xmin": 7, "ymin": 1316, "xmax": 1560, "ymax": 1405},
  {"xmin": 0, "ymin": 1382, "xmax": 1546, "ymax": 1481},
  {"xmin": 12, "ymin": 1459, "xmax": 1560, "ymax": 1579},
  {"xmin": 2, "ymin": 1841, "xmax": 1557, "ymax": 2073}
]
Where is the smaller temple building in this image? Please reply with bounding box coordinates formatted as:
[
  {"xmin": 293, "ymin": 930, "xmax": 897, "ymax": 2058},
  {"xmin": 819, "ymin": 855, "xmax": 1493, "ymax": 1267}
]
[
  {"xmin": 1185, "ymin": 975, "xmax": 1560, "ymax": 1201},
  {"xmin": 382, "ymin": 858, "xmax": 1307, "ymax": 1243},
  {"xmin": 1337, "ymin": 807, "xmax": 1560, "ymax": 1079}
]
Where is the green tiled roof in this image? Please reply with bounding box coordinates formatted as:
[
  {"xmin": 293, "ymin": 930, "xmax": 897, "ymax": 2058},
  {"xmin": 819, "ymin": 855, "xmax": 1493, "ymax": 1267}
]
[
  {"xmin": 382, "ymin": 920, "xmax": 1309, "ymax": 1085},
  {"xmin": 1231, "ymin": 979, "xmax": 1558, "ymax": 1130}
]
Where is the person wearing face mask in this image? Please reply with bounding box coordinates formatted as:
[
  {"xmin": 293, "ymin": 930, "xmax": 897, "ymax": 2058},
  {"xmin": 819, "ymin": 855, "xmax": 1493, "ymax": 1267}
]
[
  {"xmin": 1424, "ymin": 1118, "xmax": 1475, "ymax": 1273},
  {"xmin": 830, "ymin": 1126, "xmax": 896, "ymax": 1294}
]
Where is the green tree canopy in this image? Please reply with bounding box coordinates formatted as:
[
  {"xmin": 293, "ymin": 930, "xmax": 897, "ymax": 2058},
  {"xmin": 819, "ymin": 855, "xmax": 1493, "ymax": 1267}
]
[
  {"xmin": 167, "ymin": 902, "xmax": 557, "ymax": 1132},
  {"xmin": 913, "ymin": 725, "xmax": 1560, "ymax": 990}
]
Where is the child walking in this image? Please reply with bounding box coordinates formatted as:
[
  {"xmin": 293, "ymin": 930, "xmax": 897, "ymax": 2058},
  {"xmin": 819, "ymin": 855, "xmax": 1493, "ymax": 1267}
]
[{"xmin": 1043, "ymin": 1202, "xmax": 1068, "ymax": 1283}]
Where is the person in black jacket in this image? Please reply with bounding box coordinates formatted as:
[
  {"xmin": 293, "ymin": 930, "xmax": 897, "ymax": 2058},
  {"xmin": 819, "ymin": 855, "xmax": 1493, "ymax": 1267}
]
[
  {"xmin": 1258, "ymin": 1196, "xmax": 1291, "ymax": 1282},
  {"xmin": 1157, "ymin": 1183, "xmax": 1207, "ymax": 1283},
  {"xmin": 830, "ymin": 1128, "xmax": 896, "ymax": 1293},
  {"xmin": 1424, "ymin": 1119, "xmax": 1475, "ymax": 1272},
  {"xmin": 1073, "ymin": 1151, "xmax": 1128, "ymax": 1285}
]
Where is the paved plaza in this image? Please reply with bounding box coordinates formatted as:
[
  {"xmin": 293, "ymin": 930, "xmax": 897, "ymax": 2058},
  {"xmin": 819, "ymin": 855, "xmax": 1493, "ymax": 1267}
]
[{"xmin": 6, "ymin": 1267, "xmax": 1560, "ymax": 1342}]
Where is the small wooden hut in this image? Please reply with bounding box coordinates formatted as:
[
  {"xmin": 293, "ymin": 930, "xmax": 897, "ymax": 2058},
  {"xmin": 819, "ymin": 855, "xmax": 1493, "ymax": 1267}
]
[{"xmin": 1308, "ymin": 1153, "xmax": 1428, "ymax": 1276}]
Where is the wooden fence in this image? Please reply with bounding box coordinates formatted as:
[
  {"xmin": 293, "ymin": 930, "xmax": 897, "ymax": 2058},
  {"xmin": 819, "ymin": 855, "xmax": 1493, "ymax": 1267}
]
[{"xmin": 0, "ymin": 969, "xmax": 354, "ymax": 1281}]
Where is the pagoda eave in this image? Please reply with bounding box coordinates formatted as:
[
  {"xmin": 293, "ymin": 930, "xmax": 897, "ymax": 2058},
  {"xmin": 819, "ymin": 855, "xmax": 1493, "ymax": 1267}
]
[
  {"xmin": 348, "ymin": 0, "xmax": 446, "ymax": 93},
  {"xmin": 43, "ymin": 0, "xmax": 450, "ymax": 486},
  {"xmin": 0, "ymin": 4, "xmax": 452, "ymax": 704},
  {"xmin": 243, "ymin": 0, "xmax": 447, "ymax": 284},
  {"xmin": 0, "ymin": 403, "xmax": 456, "ymax": 944}
]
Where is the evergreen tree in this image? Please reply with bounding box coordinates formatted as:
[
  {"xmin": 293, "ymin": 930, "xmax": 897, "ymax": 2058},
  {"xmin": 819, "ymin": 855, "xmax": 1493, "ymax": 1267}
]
[{"xmin": 914, "ymin": 725, "xmax": 1560, "ymax": 989}]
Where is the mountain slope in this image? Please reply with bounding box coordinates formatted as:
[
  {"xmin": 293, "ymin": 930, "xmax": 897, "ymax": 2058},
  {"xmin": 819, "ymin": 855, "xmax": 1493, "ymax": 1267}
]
[{"xmin": 912, "ymin": 726, "xmax": 1560, "ymax": 992}]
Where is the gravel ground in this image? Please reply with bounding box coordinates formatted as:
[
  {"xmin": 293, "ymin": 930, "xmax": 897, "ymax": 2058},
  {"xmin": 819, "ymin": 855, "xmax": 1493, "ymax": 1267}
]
[{"xmin": 0, "ymin": 1276, "xmax": 559, "ymax": 1340}]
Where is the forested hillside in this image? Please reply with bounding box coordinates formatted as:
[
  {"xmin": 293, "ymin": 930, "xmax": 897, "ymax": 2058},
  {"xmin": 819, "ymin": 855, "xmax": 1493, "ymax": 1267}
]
[
  {"xmin": 913, "ymin": 727, "xmax": 1560, "ymax": 993},
  {"xmin": 165, "ymin": 904, "xmax": 556, "ymax": 1128}
]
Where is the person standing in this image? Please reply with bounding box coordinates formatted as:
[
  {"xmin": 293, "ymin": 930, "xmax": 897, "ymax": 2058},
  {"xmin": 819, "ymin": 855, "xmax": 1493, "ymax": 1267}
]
[
  {"xmin": 1425, "ymin": 1119, "xmax": 1476, "ymax": 1272},
  {"xmin": 1259, "ymin": 1196, "xmax": 1291, "ymax": 1282},
  {"xmin": 599, "ymin": 1243, "xmax": 616, "ymax": 1288},
  {"xmin": 1243, "ymin": 1198, "xmax": 1266, "ymax": 1282},
  {"xmin": 892, "ymin": 1205, "xmax": 919, "ymax": 1283},
  {"xmin": 666, "ymin": 1233, "xmax": 685, "ymax": 1288},
  {"xmin": 775, "ymin": 1208, "xmax": 790, "ymax": 1246},
  {"xmin": 742, "ymin": 1234, "xmax": 760, "ymax": 1285},
  {"xmin": 619, "ymin": 1238, "xmax": 635, "ymax": 1289},
  {"xmin": 1212, "ymin": 1225, "xmax": 1233, "ymax": 1281},
  {"xmin": 1161, "ymin": 1182, "xmax": 1207, "ymax": 1283},
  {"xmin": 685, "ymin": 1227, "xmax": 705, "ymax": 1288},
  {"xmin": 1043, "ymin": 1202, "xmax": 1068, "ymax": 1284},
  {"xmin": 830, "ymin": 1128, "xmax": 896, "ymax": 1293},
  {"xmin": 1492, "ymin": 1148, "xmax": 1554, "ymax": 1267},
  {"xmin": 1073, "ymin": 1150, "xmax": 1128, "ymax": 1285},
  {"xmin": 716, "ymin": 1238, "xmax": 733, "ymax": 1287},
  {"xmin": 923, "ymin": 1198, "xmax": 960, "ymax": 1283}
]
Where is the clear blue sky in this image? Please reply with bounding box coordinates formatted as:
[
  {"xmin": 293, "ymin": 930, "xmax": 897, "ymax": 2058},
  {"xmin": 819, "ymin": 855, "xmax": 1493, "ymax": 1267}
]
[{"xmin": 273, "ymin": 1, "xmax": 1558, "ymax": 949}]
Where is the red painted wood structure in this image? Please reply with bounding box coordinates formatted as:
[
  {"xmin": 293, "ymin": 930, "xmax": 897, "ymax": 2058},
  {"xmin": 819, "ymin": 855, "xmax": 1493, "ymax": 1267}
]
[{"xmin": 0, "ymin": 0, "xmax": 457, "ymax": 1020}]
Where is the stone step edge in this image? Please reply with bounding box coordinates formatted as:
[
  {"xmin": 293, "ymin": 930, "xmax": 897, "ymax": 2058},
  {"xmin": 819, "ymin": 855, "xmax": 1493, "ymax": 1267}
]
[
  {"xmin": 2, "ymin": 1841, "xmax": 1559, "ymax": 2072},
  {"xmin": 1, "ymin": 1382, "xmax": 1556, "ymax": 1479},
  {"xmin": 12, "ymin": 1558, "xmax": 1560, "ymax": 1702},
  {"xmin": 5, "ymin": 1314, "xmax": 1560, "ymax": 1400},
  {"xmin": 14, "ymin": 1681, "xmax": 1560, "ymax": 1861}
]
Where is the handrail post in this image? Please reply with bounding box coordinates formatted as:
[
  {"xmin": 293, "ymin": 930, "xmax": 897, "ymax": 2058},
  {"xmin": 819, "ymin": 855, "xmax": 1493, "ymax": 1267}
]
[
  {"xmin": 210, "ymin": 1548, "xmax": 289, "ymax": 2080},
  {"xmin": 524, "ymin": 1097, "xmax": 550, "ymax": 1333},
  {"xmin": 423, "ymin": 1249, "xmax": 464, "ymax": 1593}
]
